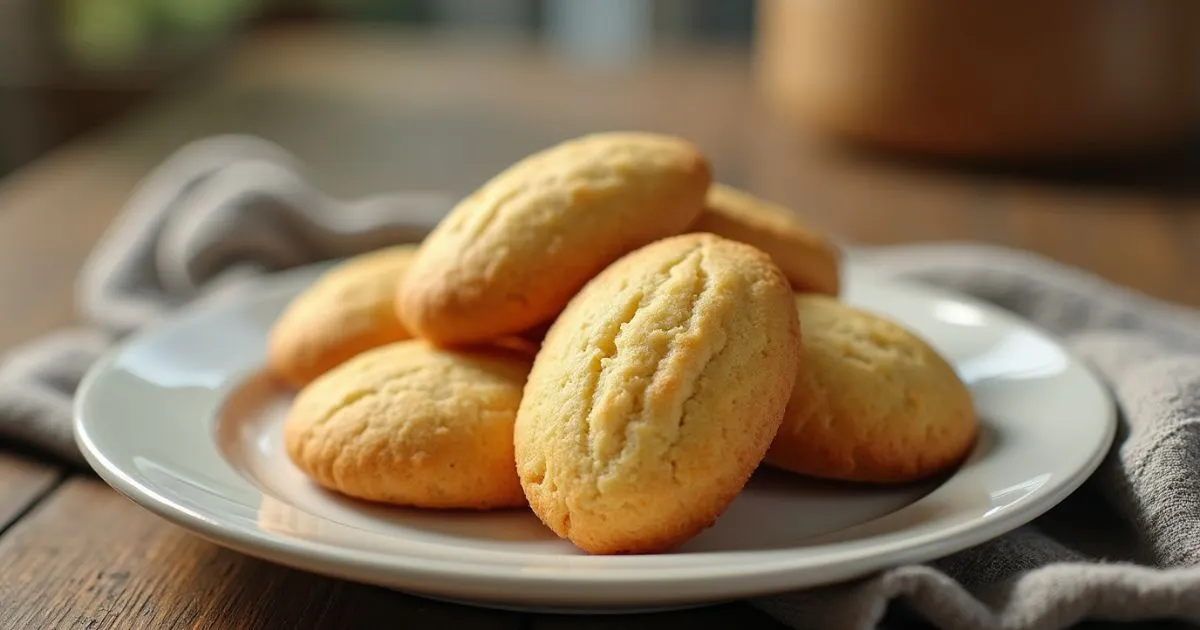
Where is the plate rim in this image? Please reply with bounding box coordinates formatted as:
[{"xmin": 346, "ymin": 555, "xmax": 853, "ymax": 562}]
[{"xmin": 72, "ymin": 260, "xmax": 1118, "ymax": 607}]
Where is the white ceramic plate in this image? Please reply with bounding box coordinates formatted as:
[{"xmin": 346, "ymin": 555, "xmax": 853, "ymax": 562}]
[{"xmin": 74, "ymin": 252, "xmax": 1116, "ymax": 613}]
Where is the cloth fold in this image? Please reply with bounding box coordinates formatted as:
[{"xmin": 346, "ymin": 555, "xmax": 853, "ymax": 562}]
[{"xmin": 3, "ymin": 135, "xmax": 1197, "ymax": 629}]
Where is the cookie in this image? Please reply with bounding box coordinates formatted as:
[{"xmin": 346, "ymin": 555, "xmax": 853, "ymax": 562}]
[
  {"xmin": 765, "ymin": 294, "xmax": 977, "ymax": 483},
  {"xmin": 398, "ymin": 132, "xmax": 712, "ymax": 347},
  {"xmin": 283, "ymin": 339, "xmax": 533, "ymax": 509},
  {"xmin": 690, "ymin": 184, "xmax": 841, "ymax": 295},
  {"xmin": 514, "ymin": 233, "xmax": 801, "ymax": 554},
  {"xmin": 268, "ymin": 245, "xmax": 417, "ymax": 389}
]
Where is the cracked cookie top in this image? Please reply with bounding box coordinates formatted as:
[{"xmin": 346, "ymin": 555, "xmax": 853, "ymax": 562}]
[
  {"xmin": 283, "ymin": 339, "xmax": 534, "ymax": 510},
  {"xmin": 514, "ymin": 233, "xmax": 801, "ymax": 554},
  {"xmin": 268, "ymin": 244, "xmax": 419, "ymax": 389},
  {"xmin": 690, "ymin": 184, "xmax": 842, "ymax": 296},
  {"xmin": 765, "ymin": 294, "xmax": 977, "ymax": 483},
  {"xmin": 398, "ymin": 131, "xmax": 711, "ymax": 347}
]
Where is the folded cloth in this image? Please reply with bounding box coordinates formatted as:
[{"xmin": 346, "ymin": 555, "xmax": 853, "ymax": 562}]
[{"xmin": 3, "ymin": 135, "xmax": 1198, "ymax": 629}]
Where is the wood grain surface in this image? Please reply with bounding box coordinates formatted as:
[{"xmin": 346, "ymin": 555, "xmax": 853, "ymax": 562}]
[
  {"xmin": 0, "ymin": 25, "xmax": 1196, "ymax": 630},
  {"xmin": 0, "ymin": 479, "xmax": 522, "ymax": 630},
  {"xmin": 0, "ymin": 453, "xmax": 60, "ymax": 533}
]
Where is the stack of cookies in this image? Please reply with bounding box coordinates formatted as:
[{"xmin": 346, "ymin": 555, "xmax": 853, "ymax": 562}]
[{"xmin": 269, "ymin": 132, "xmax": 978, "ymax": 555}]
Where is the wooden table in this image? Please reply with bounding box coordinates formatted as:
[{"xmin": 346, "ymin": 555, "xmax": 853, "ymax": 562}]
[{"xmin": 0, "ymin": 26, "xmax": 1197, "ymax": 630}]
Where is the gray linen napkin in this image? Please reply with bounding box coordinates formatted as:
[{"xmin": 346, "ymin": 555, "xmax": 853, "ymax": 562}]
[{"xmin": 3, "ymin": 135, "xmax": 1198, "ymax": 629}]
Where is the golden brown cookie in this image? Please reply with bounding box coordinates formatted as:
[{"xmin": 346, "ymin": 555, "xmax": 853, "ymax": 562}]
[
  {"xmin": 268, "ymin": 245, "xmax": 417, "ymax": 389},
  {"xmin": 765, "ymin": 294, "xmax": 977, "ymax": 483},
  {"xmin": 398, "ymin": 132, "xmax": 712, "ymax": 347},
  {"xmin": 514, "ymin": 233, "xmax": 801, "ymax": 554},
  {"xmin": 690, "ymin": 184, "xmax": 841, "ymax": 295},
  {"xmin": 283, "ymin": 339, "xmax": 533, "ymax": 509}
]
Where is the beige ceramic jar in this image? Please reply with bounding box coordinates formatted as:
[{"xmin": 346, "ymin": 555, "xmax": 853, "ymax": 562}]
[{"xmin": 755, "ymin": 0, "xmax": 1200, "ymax": 161}]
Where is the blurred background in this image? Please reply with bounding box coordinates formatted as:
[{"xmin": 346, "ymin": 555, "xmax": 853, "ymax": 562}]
[
  {"xmin": 1, "ymin": 0, "xmax": 1198, "ymax": 308},
  {"xmin": 0, "ymin": 0, "xmax": 762, "ymax": 176},
  {"xmin": 6, "ymin": 0, "xmax": 1200, "ymax": 177}
]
